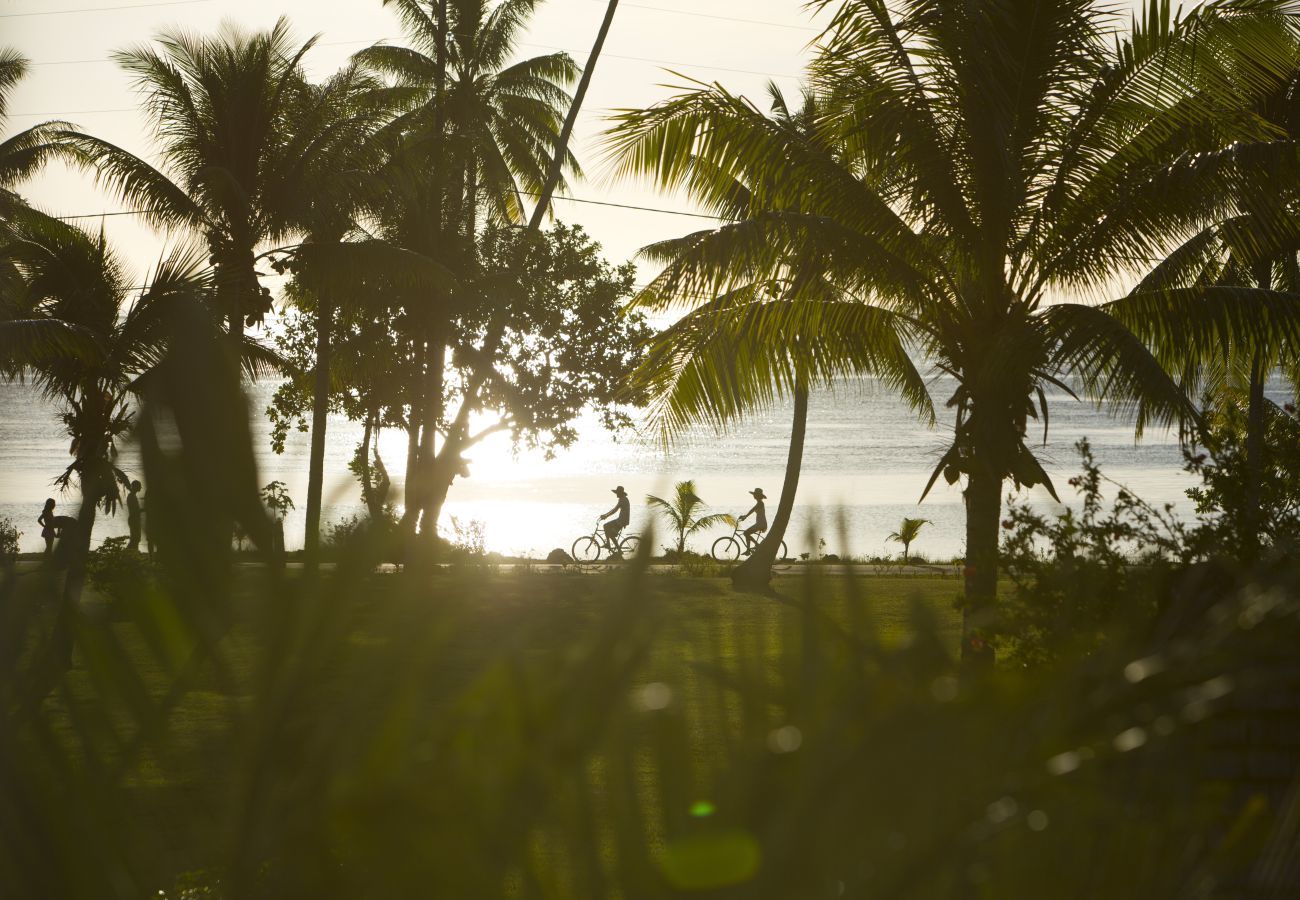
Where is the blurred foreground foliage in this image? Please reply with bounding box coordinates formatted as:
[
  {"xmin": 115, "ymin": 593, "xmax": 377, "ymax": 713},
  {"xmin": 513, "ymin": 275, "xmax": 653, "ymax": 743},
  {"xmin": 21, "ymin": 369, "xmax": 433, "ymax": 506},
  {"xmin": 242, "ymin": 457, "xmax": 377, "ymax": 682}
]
[{"xmin": 3, "ymin": 303, "xmax": 1300, "ymax": 899}]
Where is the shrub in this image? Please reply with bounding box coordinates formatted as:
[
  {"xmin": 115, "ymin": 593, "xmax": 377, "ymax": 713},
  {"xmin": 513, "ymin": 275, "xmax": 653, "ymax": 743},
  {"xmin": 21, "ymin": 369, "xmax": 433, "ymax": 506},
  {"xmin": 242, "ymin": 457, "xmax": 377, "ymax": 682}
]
[
  {"xmin": 447, "ymin": 516, "xmax": 487, "ymax": 559},
  {"xmin": 0, "ymin": 517, "xmax": 20, "ymax": 567},
  {"xmin": 993, "ymin": 440, "xmax": 1186, "ymax": 667},
  {"xmin": 86, "ymin": 536, "xmax": 152, "ymax": 604}
]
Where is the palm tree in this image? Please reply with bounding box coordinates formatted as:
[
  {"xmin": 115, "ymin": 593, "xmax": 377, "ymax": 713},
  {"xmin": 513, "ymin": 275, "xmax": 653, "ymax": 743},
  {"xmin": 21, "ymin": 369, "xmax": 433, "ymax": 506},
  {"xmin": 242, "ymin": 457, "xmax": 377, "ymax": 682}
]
[
  {"xmin": 357, "ymin": 0, "xmax": 583, "ymax": 540},
  {"xmin": 0, "ymin": 214, "xmax": 211, "ymax": 662},
  {"xmin": 0, "ymin": 49, "xmax": 71, "ymax": 229},
  {"xmin": 606, "ymin": 0, "xmax": 1300, "ymax": 662},
  {"xmin": 618, "ymin": 86, "xmax": 932, "ymax": 589},
  {"xmin": 887, "ymin": 517, "xmax": 929, "ymax": 564},
  {"xmin": 58, "ymin": 19, "xmax": 379, "ymax": 342},
  {"xmin": 645, "ymin": 480, "xmax": 732, "ymax": 556}
]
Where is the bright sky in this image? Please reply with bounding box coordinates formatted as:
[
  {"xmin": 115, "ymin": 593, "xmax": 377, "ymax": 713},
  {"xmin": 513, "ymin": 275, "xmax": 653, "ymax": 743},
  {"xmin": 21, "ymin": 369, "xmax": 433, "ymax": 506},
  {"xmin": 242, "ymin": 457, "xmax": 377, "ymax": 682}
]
[
  {"xmin": 6, "ymin": 0, "xmax": 1150, "ymax": 283},
  {"xmin": 5, "ymin": 0, "xmax": 835, "ymax": 278}
]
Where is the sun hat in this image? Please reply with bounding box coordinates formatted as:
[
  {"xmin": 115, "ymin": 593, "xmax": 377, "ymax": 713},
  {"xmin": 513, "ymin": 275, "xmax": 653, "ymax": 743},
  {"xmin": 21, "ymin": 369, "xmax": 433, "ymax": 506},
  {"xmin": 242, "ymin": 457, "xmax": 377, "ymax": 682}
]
[
  {"xmin": 750, "ymin": 488, "xmax": 767, "ymax": 499},
  {"xmin": 612, "ymin": 485, "xmax": 627, "ymax": 495}
]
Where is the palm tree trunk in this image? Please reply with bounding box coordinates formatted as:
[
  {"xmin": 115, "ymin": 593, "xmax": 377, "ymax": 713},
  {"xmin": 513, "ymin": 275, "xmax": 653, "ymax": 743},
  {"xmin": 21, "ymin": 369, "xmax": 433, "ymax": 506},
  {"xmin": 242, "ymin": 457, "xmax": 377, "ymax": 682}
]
[
  {"xmin": 403, "ymin": 414, "xmax": 420, "ymax": 519},
  {"xmin": 1244, "ymin": 258, "xmax": 1271, "ymax": 559},
  {"xmin": 962, "ymin": 465, "xmax": 1000, "ymax": 671},
  {"xmin": 54, "ymin": 484, "xmax": 99, "ymax": 671},
  {"xmin": 733, "ymin": 382, "xmax": 807, "ymax": 591},
  {"xmin": 303, "ymin": 294, "xmax": 332, "ymax": 568},
  {"xmin": 416, "ymin": 333, "xmax": 446, "ymax": 539},
  {"xmin": 528, "ymin": 0, "xmax": 620, "ymax": 230},
  {"xmin": 1244, "ymin": 352, "xmax": 1266, "ymax": 558}
]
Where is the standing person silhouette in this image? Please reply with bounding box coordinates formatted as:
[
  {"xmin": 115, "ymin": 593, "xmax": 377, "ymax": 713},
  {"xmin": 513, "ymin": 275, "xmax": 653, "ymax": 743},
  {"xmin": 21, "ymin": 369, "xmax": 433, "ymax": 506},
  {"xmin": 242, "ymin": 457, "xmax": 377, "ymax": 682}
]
[
  {"xmin": 599, "ymin": 485, "xmax": 631, "ymax": 548},
  {"xmin": 126, "ymin": 480, "xmax": 143, "ymax": 552},
  {"xmin": 737, "ymin": 488, "xmax": 767, "ymax": 554},
  {"xmin": 38, "ymin": 498, "xmax": 56, "ymax": 557}
]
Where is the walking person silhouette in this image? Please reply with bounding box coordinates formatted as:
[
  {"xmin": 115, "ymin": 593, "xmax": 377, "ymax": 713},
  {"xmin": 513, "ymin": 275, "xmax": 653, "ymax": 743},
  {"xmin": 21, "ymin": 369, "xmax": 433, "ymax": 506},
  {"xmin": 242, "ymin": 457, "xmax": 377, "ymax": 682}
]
[
  {"xmin": 126, "ymin": 480, "xmax": 143, "ymax": 552},
  {"xmin": 599, "ymin": 485, "xmax": 631, "ymax": 548},
  {"xmin": 737, "ymin": 488, "xmax": 768, "ymax": 554}
]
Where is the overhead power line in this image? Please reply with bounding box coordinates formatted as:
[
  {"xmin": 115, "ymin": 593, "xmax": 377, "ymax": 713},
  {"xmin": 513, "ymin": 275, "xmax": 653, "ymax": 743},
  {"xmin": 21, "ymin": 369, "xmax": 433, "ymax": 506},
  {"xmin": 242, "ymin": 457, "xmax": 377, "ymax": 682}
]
[
  {"xmin": 0, "ymin": 0, "xmax": 211, "ymax": 18},
  {"xmin": 54, "ymin": 193, "xmax": 737, "ymax": 223},
  {"xmin": 604, "ymin": 1, "xmax": 819, "ymax": 32},
  {"xmin": 25, "ymin": 38, "xmax": 801, "ymax": 81}
]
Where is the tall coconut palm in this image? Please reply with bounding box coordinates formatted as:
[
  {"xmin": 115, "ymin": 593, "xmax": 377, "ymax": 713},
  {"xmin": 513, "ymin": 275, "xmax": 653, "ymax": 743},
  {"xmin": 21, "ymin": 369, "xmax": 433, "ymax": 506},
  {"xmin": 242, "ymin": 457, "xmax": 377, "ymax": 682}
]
[
  {"xmin": 0, "ymin": 214, "xmax": 212, "ymax": 662},
  {"xmin": 645, "ymin": 479, "xmax": 733, "ymax": 556},
  {"xmin": 606, "ymin": 0, "xmax": 1300, "ymax": 662},
  {"xmin": 58, "ymin": 19, "xmax": 380, "ymax": 342},
  {"xmin": 357, "ymin": 0, "xmax": 582, "ymax": 540}
]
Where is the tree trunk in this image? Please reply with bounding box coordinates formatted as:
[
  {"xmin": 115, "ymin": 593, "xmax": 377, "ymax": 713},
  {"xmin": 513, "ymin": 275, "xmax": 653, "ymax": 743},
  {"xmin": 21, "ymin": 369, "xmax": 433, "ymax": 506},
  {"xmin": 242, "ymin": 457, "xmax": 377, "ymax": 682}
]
[
  {"xmin": 54, "ymin": 487, "xmax": 99, "ymax": 671},
  {"xmin": 403, "ymin": 415, "xmax": 420, "ymax": 519},
  {"xmin": 417, "ymin": 333, "xmax": 447, "ymax": 540},
  {"xmin": 961, "ymin": 466, "xmax": 1001, "ymax": 671},
  {"xmin": 1244, "ymin": 354, "xmax": 1266, "ymax": 558},
  {"xmin": 528, "ymin": 0, "xmax": 620, "ymax": 230},
  {"xmin": 303, "ymin": 294, "xmax": 332, "ymax": 568},
  {"xmin": 733, "ymin": 382, "xmax": 807, "ymax": 591},
  {"xmin": 1244, "ymin": 258, "xmax": 1271, "ymax": 560}
]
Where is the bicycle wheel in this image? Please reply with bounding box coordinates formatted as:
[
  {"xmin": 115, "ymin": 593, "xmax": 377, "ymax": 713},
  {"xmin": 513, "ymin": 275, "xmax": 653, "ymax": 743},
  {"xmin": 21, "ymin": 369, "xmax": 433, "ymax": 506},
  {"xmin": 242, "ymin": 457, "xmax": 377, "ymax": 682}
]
[
  {"xmin": 711, "ymin": 536, "xmax": 741, "ymax": 561},
  {"xmin": 571, "ymin": 535, "xmax": 602, "ymax": 563},
  {"xmin": 617, "ymin": 534, "xmax": 641, "ymax": 558}
]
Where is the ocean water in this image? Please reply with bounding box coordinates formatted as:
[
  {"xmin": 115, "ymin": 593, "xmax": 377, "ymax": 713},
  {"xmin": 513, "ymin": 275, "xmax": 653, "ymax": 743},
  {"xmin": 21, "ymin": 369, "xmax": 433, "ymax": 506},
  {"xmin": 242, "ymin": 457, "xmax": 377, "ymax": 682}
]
[{"xmin": 0, "ymin": 375, "xmax": 1291, "ymax": 559}]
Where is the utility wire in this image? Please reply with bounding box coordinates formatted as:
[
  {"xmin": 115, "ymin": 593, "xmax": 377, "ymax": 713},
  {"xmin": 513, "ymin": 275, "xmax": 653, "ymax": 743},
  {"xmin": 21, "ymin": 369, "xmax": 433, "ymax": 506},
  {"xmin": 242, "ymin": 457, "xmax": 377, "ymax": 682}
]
[
  {"xmin": 49, "ymin": 203, "xmax": 1185, "ymax": 266},
  {"xmin": 23, "ymin": 39, "xmax": 801, "ymax": 81},
  {"xmin": 0, "ymin": 0, "xmax": 211, "ymax": 18},
  {"xmin": 601, "ymin": 1, "xmax": 818, "ymax": 32}
]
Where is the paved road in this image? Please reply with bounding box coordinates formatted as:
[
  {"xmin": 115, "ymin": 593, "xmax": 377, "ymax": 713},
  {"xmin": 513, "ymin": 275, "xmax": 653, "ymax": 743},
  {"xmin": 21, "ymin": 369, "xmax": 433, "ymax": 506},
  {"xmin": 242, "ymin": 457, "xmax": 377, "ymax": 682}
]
[{"xmin": 8, "ymin": 559, "xmax": 962, "ymax": 578}]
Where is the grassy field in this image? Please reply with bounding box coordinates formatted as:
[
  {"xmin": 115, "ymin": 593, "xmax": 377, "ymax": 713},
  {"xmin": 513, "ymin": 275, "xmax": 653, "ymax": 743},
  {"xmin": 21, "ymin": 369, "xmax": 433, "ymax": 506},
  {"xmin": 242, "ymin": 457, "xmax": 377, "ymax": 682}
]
[{"xmin": 18, "ymin": 568, "xmax": 962, "ymax": 892}]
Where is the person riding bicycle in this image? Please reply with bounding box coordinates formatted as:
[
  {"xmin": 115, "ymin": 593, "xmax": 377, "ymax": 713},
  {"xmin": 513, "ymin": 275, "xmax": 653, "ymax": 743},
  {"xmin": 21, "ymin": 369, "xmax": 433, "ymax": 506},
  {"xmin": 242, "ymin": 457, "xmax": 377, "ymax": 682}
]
[
  {"xmin": 599, "ymin": 485, "xmax": 631, "ymax": 546},
  {"xmin": 737, "ymin": 487, "xmax": 768, "ymax": 553}
]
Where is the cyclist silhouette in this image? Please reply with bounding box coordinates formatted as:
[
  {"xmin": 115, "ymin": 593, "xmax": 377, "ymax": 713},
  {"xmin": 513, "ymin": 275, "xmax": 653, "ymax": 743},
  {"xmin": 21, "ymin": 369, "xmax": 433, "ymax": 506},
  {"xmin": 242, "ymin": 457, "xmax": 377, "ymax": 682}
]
[
  {"xmin": 599, "ymin": 485, "xmax": 631, "ymax": 545},
  {"xmin": 737, "ymin": 487, "xmax": 768, "ymax": 553}
]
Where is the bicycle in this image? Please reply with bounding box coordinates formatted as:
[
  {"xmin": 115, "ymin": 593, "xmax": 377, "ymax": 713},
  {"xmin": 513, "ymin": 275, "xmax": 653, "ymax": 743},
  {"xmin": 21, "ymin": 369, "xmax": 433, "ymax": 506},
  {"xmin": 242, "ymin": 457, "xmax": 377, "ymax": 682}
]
[
  {"xmin": 571, "ymin": 520, "xmax": 641, "ymax": 563},
  {"xmin": 711, "ymin": 523, "xmax": 788, "ymax": 563}
]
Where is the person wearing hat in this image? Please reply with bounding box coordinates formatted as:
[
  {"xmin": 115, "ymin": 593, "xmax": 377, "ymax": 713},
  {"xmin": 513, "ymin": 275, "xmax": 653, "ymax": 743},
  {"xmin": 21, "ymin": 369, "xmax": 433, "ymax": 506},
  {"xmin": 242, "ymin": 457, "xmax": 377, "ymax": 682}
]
[
  {"xmin": 738, "ymin": 488, "xmax": 768, "ymax": 553},
  {"xmin": 599, "ymin": 485, "xmax": 631, "ymax": 546}
]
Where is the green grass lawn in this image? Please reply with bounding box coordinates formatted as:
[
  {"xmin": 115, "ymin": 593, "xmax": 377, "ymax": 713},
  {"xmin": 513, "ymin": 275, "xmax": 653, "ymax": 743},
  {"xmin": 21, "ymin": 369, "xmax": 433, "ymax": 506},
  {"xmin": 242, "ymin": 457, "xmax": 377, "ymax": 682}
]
[{"xmin": 19, "ymin": 568, "xmax": 963, "ymax": 893}]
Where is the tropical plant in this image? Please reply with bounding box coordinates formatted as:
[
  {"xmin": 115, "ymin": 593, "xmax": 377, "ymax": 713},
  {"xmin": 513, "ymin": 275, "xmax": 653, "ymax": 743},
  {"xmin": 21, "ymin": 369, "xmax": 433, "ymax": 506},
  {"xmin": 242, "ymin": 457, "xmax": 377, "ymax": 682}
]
[
  {"xmin": 886, "ymin": 516, "xmax": 929, "ymax": 563},
  {"xmin": 260, "ymin": 481, "xmax": 294, "ymax": 524},
  {"xmin": 0, "ymin": 516, "xmax": 19, "ymax": 567},
  {"xmin": 357, "ymin": 0, "xmax": 621, "ymax": 546},
  {"xmin": 615, "ymin": 86, "xmax": 931, "ymax": 590},
  {"xmin": 58, "ymin": 19, "xmax": 383, "ymax": 341},
  {"xmin": 605, "ymin": 0, "xmax": 1300, "ymax": 662},
  {"xmin": 0, "ymin": 214, "xmax": 215, "ymax": 659},
  {"xmin": 645, "ymin": 479, "xmax": 733, "ymax": 556},
  {"xmin": 0, "ymin": 49, "xmax": 71, "ymax": 229}
]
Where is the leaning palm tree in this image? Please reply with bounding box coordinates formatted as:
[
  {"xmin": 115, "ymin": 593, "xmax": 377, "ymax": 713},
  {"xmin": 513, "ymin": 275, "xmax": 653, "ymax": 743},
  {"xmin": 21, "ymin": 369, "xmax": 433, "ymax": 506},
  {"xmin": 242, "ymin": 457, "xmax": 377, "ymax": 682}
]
[
  {"xmin": 887, "ymin": 517, "xmax": 929, "ymax": 564},
  {"xmin": 606, "ymin": 0, "xmax": 1300, "ymax": 663},
  {"xmin": 622, "ymin": 86, "xmax": 933, "ymax": 589},
  {"xmin": 58, "ymin": 19, "xmax": 379, "ymax": 342},
  {"xmin": 645, "ymin": 479, "xmax": 733, "ymax": 556}
]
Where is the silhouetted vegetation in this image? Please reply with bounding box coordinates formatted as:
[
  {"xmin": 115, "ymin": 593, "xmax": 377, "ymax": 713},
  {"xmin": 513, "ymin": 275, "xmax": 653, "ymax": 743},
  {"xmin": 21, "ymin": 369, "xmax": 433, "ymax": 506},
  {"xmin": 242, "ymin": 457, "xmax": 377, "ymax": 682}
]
[{"xmin": 3, "ymin": 0, "xmax": 1300, "ymax": 895}]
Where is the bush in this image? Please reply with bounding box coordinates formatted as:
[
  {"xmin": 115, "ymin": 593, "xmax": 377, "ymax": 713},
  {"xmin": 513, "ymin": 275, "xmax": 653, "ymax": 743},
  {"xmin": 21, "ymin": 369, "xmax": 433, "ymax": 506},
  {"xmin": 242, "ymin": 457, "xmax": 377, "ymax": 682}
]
[
  {"xmin": 0, "ymin": 517, "xmax": 19, "ymax": 567},
  {"xmin": 322, "ymin": 507, "xmax": 401, "ymax": 560},
  {"xmin": 85, "ymin": 536, "xmax": 152, "ymax": 603},
  {"xmin": 993, "ymin": 440, "xmax": 1186, "ymax": 667},
  {"xmin": 447, "ymin": 516, "xmax": 487, "ymax": 560}
]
